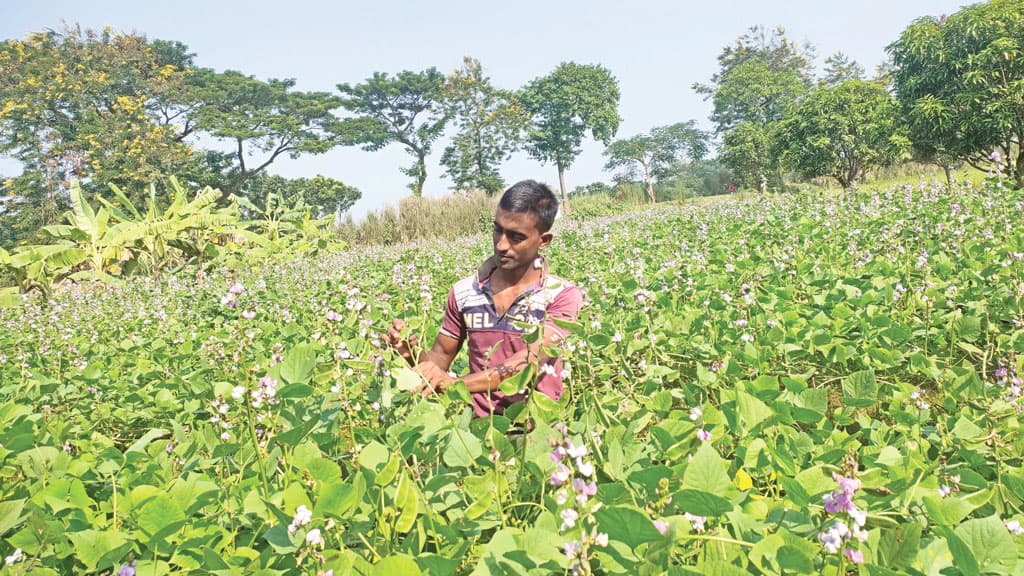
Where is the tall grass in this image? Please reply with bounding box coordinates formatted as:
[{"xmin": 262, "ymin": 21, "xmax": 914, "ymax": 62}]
[{"xmin": 336, "ymin": 191, "xmax": 499, "ymax": 246}]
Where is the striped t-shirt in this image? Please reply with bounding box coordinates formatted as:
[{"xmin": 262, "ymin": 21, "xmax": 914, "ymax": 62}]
[{"xmin": 439, "ymin": 256, "xmax": 583, "ymax": 417}]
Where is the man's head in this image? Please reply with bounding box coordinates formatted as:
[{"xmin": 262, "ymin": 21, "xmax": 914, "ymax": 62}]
[{"xmin": 492, "ymin": 180, "xmax": 559, "ymax": 272}]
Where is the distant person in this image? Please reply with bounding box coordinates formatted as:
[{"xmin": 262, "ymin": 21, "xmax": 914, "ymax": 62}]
[{"xmin": 386, "ymin": 180, "xmax": 582, "ymax": 417}]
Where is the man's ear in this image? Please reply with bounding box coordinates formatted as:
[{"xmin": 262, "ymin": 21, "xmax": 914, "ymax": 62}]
[{"xmin": 539, "ymin": 232, "xmax": 553, "ymax": 249}]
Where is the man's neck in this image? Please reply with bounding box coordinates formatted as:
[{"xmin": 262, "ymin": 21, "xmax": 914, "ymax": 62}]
[{"xmin": 491, "ymin": 261, "xmax": 542, "ymax": 290}]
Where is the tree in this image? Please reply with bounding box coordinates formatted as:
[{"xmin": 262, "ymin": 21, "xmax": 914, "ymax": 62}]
[
  {"xmin": 775, "ymin": 80, "xmax": 908, "ymax": 190},
  {"xmin": 0, "ymin": 26, "xmax": 198, "ymax": 240},
  {"xmin": 519, "ymin": 62, "xmax": 621, "ymax": 206},
  {"xmin": 440, "ymin": 57, "xmax": 526, "ymax": 195},
  {"xmin": 336, "ymin": 68, "xmax": 449, "ymax": 196},
  {"xmin": 820, "ymin": 52, "xmax": 865, "ymax": 86},
  {"xmin": 603, "ymin": 121, "xmax": 709, "ymax": 203},
  {"xmin": 191, "ymin": 69, "xmax": 343, "ymax": 200},
  {"xmin": 888, "ymin": 0, "xmax": 1024, "ymax": 186},
  {"xmin": 694, "ymin": 26, "xmax": 814, "ymax": 190},
  {"xmin": 240, "ymin": 173, "xmax": 360, "ymax": 219}
]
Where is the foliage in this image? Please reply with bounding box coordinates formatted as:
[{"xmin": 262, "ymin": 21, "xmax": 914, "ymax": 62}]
[
  {"xmin": 190, "ymin": 70, "xmax": 343, "ymax": 199},
  {"xmin": 888, "ymin": 0, "xmax": 1024, "ymax": 186},
  {"xmin": 3, "ymin": 178, "xmax": 1024, "ymax": 574},
  {"xmin": 0, "ymin": 26, "xmax": 198, "ymax": 233},
  {"xmin": 820, "ymin": 52, "xmax": 865, "ymax": 87},
  {"xmin": 776, "ymin": 80, "xmax": 909, "ymax": 189},
  {"xmin": 336, "ymin": 68, "xmax": 450, "ymax": 197},
  {"xmin": 440, "ymin": 57, "xmax": 526, "ymax": 195},
  {"xmin": 603, "ymin": 121, "xmax": 709, "ymax": 203},
  {"xmin": 695, "ymin": 26, "xmax": 814, "ymax": 190},
  {"xmin": 240, "ymin": 174, "xmax": 360, "ymax": 219},
  {"xmin": 519, "ymin": 62, "xmax": 622, "ymax": 204}
]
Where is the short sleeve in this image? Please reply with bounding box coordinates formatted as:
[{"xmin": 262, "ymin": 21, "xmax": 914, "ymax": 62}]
[
  {"xmin": 545, "ymin": 285, "xmax": 583, "ymax": 337},
  {"xmin": 439, "ymin": 288, "xmax": 464, "ymax": 341}
]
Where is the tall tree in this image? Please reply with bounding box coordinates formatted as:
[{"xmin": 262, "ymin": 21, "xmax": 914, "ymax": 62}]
[
  {"xmin": 694, "ymin": 26, "xmax": 814, "ymax": 190},
  {"xmin": 440, "ymin": 57, "xmax": 526, "ymax": 195},
  {"xmin": 240, "ymin": 173, "xmax": 360, "ymax": 219},
  {"xmin": 191, "ymin": 69, "xmax": 343, "ymax": 200},
  {"xmin": 888, "ymin": 0, "xmax": 1024, "ymax": 186},
  {"xmin": 0, "ymin": 26, "xmax": 197, "ymax": 241},
  {"xmin": 336, "ymin": 68, "xmax": 449, "ymax": 196},
  {"xmin": 820, "ymin": 52, "xmax": 865, "ymax": 87},
  {"xmin": 519, "ymin": 62, "xmax": 621, "ymax": 206},
  {"xmin": 603, "ymin": 121, "xmax": 709, "ymax": 203},
  {"xmin": 775, "ymin": 80, "xmax": 908, "ymax": 190}
]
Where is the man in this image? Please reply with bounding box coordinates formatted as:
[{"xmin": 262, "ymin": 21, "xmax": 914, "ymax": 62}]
[{"xmin": 387, "ymin": 180, "xmax": 582, "ymax": 417}]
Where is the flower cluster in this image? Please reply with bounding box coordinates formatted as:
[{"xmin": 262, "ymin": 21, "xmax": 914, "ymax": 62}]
[
  {"xmin": 549, "ymin": 423, "xmax": 607, "ymax": 574},
  {"xmin": 818, "ymin": 473, "xmax": 868, "ymax": 564},
  {"xmin": 220, "ymin": 281, "xmax": 245, "ymax": 308},
  {"xmin": 4, "ymin": 548, "xmax": 23, "ymax": 566},
  {"xmin": 993, "ymin": 362, "xmax": 1023, "ymax": 411}
]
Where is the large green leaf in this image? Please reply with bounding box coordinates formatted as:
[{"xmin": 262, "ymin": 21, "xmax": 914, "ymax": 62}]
[
  {"xmin": 683, "ymin": 443, "xmax": 731, "ymax": 497},
  {"xmin": 843, "ymin": 369, "xmax": 877, "ymax": 408}
]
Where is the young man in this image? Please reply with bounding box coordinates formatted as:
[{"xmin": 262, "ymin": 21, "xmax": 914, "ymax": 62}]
[{"xmin": 386, "ymin": 180, "xmax": 582, "ymax": 417}]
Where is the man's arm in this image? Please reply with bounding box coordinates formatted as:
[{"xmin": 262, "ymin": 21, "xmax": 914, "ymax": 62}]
[{"xmin": 456, "ymin": 322, "xmax": 564, "ymax": 394}]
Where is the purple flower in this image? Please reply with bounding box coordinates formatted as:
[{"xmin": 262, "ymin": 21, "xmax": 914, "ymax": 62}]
[
  {"xmin": 653, "ymin": 519, "xmax": 669, "ymax": 535},
  {"xmin": 241, "ymin": 310, "xmax": 256, "ymax": 320},
  {"xmin": 684, "ymin": 512, "xmax": 707, "ymax": 532},
  {"xmin": 696, "ymin": 428, "xmax": 712, "ymax": 442},
  {"xmin": 118, "ymin": 564, "xmax": 136, "ymax": 576},
  {"xmin": 560, "ymin": 508, "xmax": 579, "ymax": 530},
  {"xmin": 550, "ymin": 464, "xmax": 571, "ymax": 486},
  {"xmin": 229, "ymin": 282, "xmax": 244, "ymax": 295},
  {"xmin": 325, "ymin": 310, "xmax": 342, "ymax": 322},
  {"xmin": 844, "ymin": 547, "xmax": 864, "ymax": 564}
]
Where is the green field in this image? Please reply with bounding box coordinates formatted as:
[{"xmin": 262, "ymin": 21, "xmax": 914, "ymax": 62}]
[{"xmin": 2, "ymin": 178, "xmax": 1023, "ymax": 575}]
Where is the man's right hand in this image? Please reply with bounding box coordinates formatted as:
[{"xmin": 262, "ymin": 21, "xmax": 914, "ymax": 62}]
[{"xmin": 386, "ymin": 319, "xmax": 419, "ymax": 364}]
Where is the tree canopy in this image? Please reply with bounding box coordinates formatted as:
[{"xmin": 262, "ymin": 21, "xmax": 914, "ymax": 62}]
[
  {"xmin": 888, "ymin": 0, "xmax": 1024, "ymax": 186},
  {"xmin": 776, "ymin": 80, "xmax": 908, "ymax": 189},
  {"xmin": 440, "ymin": 57, "xmax": 525, "ymax": 195},
  {"xmin": 336, "ymin": 68, "xmax": 450, "ymax": 197},
  {"xmin": 519, "ymin": 62, "xmax": 621, "ymax": 205},
  {"xmin": 603, "ymin": 121, "xmax": 708, "ymax": 203}
]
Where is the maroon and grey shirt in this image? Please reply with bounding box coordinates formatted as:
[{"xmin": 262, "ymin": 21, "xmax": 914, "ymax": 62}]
[{"xmin": 440, "ymin": 256, "xmax": 583, "ymax": 417}]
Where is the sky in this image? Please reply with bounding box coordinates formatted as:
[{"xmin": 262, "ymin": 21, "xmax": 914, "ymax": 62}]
[{"xmin": 1, "ymin": 0, "xmax": 969, "ymax": 219}]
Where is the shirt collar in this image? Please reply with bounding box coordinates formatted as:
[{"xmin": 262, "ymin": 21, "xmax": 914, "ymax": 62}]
[{"xmin": 475, "ymin": 255, "xmax": 550, "ymax": 292}]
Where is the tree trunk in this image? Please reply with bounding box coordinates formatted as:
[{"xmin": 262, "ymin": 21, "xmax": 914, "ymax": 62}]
[
  {"xmin": 943, "ymin": 165, "xmax": 952, "ymax": 190},
  {"xmin": 1014, "ymin": 146, "xmax": 1024, "ymax": 190},
  {"xmin": 646, "ymin": 179, "xmax": 655, "ymax": 204},
  {"xmin": 414, "ymin": 151, "xmax": 427, "ymax": 197},
  {"xmin": 557, "ymin": 163, "xmax": 569, "ymax": 214}
]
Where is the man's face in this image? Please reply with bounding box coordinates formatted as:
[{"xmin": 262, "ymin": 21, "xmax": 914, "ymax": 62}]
[{"xmin": 492, "ymin": 208, "xmax": 552, "ymax": 272}]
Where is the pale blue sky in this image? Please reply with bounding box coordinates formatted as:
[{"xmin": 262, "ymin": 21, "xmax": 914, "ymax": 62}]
[{"xmin": 1, "ymin": 0, "xmax": 967, "ymax": 218}]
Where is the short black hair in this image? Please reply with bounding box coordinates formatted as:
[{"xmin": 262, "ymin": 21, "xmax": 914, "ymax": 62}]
[{"xmin": 498, "ymin": 180, "xmax": 559, "ymax": 233}]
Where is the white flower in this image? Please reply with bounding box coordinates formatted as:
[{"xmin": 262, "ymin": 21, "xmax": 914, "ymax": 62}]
[
  {"xmin": 231, "ymin": 386, "xmax": 246, "ymax": 400},
  {"xmin": 689, "ymin": 406, "xmax": 703, "ymax": 421},
  {"xmin": 1006, "ymin": 520, "xmax": 1024, "ymax": 536},
  {"xmin": 577, "ymin": 460, "xmax": 594, "ymax": 477},
  {"xmin": 289, "ymin": 504, "xmax": 313, "ymax": 534},
  {"xmin": 611, "ymin": 332, "xmax": 622, "ymax": 343},
  {"xmin": 306, "ymin": 528, "xmax": 325, "ymax": 548},
  {"xmin": 4, "ymin": 548, "xmax": 23, "ymax": 565},
  {"xmin": 594, "ymin": 532, "xmax": 609, "ymax": 547},
  {"xmin": 560, "ymin": 508, "xmax": 579, "ymax": 530}
]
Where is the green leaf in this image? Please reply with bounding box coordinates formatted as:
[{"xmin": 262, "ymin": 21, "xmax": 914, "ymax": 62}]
[
  {"xmin": 843, "ymin": 369, "xmax": 877, "ymax": 408},
  {"xmin": 923, "ymin": 495, "xmax": 976, "ymax": 526},
  {"xmin": 68, "ymin": 529, "xmax": 131, "ymax": 572},
  {"xmin": 374, "ymin": 555, "xmax": 422, "ymax": 576},
  {"xmin": 280, "ymin": 343, "xmax": 316, "ymax": 384},
  {"xmin": 683, "ymin": 443, "xmax": 731, "ymax": 497},
  {"xmin": 0, "ymin": 499, "xmax": 26, "ymax": 537},
  {"xmin": 137, "ymin": 494, "xmax": 187, "ymax": 541},
  {"xmin": 954, "ymin": 516, "xmax": 1017, "ymax": 574},
  {"xmin": 878, "ymin": 523, "xmax": 921, "ymax": 570},
  {"xmin": 938, "ymin": 526, "xmax": 979, "ymax": 576},
  {"xmin": 443, "ymin": 429, "xmax": 482, "ymax": 468},
  {"xmin": 276, "ymin": 383, "xmax": 313, "ymax": 399},
  {"xmin": 736, "ymin": 390, "xmax": 772, "ymax": 429},
  {"xmin": 594, "ymin": 505, "xmax": 663, "ymax": 548},
  {"xmin": 673, "ymin": 489, "xmax": 734, "ymax": 516},
  {"xmin": 315, "ymin": 481, "xmax": 357, "ymax": 519}
]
